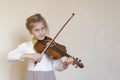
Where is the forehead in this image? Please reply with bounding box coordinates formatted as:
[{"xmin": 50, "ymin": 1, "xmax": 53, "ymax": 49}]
[{"xmin": 32, "ymin": 22, "xmax": 45, "ymax": 29}]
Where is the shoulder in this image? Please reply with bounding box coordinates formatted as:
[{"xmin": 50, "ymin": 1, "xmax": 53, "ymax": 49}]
[{"xmin": 18, "ymin": 41, "xmax": 32, "ymax": 48}]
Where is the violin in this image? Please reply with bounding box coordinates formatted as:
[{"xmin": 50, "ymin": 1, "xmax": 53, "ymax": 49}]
[
  {"xmin": 34, "ymin": 36, "xmax": 84, "ymax": 68},
  {"xmin": 34, "ymin": 13, "xmax": 84, "ymax": 68}
]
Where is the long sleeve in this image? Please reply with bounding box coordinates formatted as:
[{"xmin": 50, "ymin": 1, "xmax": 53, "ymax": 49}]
[
  {"xmin": 52, "ymin": 59, "xmax": 66, "ymax": 72},
  {"xmin": 7, "ymin": 42, "xmax": 27, "ymax": 61}
]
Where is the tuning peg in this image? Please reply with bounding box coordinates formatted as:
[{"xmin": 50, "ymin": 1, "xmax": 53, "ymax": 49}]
[
  {"xmin": 75, "ymin": 66, "xmax": 77, "ymax": 68},
  {"xmin": 76, "ymin": 58, "xmax": 78, "ymax": 60},
  {"xmin": 72, "ymin": 63, "xmax": 75, "ymax": 65},
  {"xmin": 72, "ymin": 57, "xmax": 75, "ymax": 59},
  {"xmin": 79, "ymin": 59, "xmax": 81, "ymax": 62}
]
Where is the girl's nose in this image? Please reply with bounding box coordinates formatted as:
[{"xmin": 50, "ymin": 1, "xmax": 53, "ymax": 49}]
[{"xmin": 39, "ymin": 29, "xmax": 44, "ymax": 34}]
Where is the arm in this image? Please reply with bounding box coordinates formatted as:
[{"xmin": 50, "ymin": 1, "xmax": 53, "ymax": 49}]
[
  {"xmin": 21, "ymin": 53, "xmax": 42, "ymax": 62},
  {"xmin": 53, "ymin": 57, "xmax": 73, "ymax": 71},
  {"xmin": 62, "ymin": 57, "xmax": 73, "ymax": 69},
  {"xmin": 7, "ymin": 43, "xmax": 27, "ymax": 61},
  {"xmin": 7, "ymin": 42, "xmax": 42, "ymax": 62}
]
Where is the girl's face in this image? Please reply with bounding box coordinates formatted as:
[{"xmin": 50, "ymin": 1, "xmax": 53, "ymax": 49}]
[{"xmin": 31, "ymin": 22, "xmax": 47, "ymax": 40}]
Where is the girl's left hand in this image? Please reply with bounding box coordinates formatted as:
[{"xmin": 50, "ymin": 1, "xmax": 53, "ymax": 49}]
[
  {"xmin": 64, "ymin": 57, "xmax": 74, "ymax": 65},
  {"xmin": 62, "ymin": 57, "xmax": 74, "ymax": 69}
]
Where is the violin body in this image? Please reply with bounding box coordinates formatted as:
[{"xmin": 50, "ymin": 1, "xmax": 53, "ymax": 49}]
[{"xmin": 34, "ymin": 36, "xmax": 67, "ymax": 59}]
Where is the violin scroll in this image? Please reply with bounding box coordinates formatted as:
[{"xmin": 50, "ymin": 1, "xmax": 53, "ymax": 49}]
[{"xmin": 72, "ymin": 57, "xmax": 84, "ymax": 68}]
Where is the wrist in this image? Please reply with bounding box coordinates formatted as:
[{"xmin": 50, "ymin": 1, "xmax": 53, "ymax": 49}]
[
  {"xmin": 21, "ymin": 54, "xmax": 28, "ymax": 59},
  {"xmin": 62, "ymin": 61, "xmax": 69, "ymax": 69}
]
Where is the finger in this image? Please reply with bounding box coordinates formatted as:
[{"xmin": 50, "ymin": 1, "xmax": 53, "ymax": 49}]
[{"xmin": 67, "ymin": 58, "xmax": 73, "ymax": 64}]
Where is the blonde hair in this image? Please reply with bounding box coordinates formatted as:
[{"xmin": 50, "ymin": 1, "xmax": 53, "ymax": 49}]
[{"xmin": 26, "ymin": 13, "xmax": 49, "ymax": 33}]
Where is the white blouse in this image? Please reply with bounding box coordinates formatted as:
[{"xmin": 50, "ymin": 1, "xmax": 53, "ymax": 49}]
[{"xmin": 7, "ymin": 41, "xmax": 65, "ymax": 71}]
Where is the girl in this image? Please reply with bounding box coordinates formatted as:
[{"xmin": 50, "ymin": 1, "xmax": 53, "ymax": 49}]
[{"xmin": 7, "ymin": 13, "xmax": 73, "ymax": 80}]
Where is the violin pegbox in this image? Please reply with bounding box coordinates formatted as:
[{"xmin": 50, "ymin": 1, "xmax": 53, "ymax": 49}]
[{"xmin": 72, "ymin": 57, "xmax": 84, "ymax": 68}]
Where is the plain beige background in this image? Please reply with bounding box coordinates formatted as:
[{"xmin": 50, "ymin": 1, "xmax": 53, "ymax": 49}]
[{"xmin": 0, "ymin": 0, "xmax": 120, "ymax": 80}]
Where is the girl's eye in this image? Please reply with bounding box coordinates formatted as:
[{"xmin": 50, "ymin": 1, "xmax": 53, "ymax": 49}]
[
  {"xmin": 35, "ymin": 29, "xmax": 40, "ymax": 32},
  {"xmin": 41, "ymin": 27, "xmax": 46, "ymax": 30},
  {"xmin": 33, "ymin": 26, "xmax": 46, "ymax": 32}
]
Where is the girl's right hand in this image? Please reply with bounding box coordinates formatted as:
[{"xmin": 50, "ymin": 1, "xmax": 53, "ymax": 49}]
[{"xmin": 21, "ymin": 53, "xmax": 42, "ymax": 62}]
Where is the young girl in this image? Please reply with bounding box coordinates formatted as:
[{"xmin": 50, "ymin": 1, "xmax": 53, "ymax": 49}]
[{"xmin": 7, "ymin": 13, "xmax": 73, "ymax": 80}]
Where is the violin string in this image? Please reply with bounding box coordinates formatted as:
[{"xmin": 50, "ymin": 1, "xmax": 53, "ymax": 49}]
[{"xmin": 41, "ymin": 40, "xmax": 53, "ymax": 55}]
